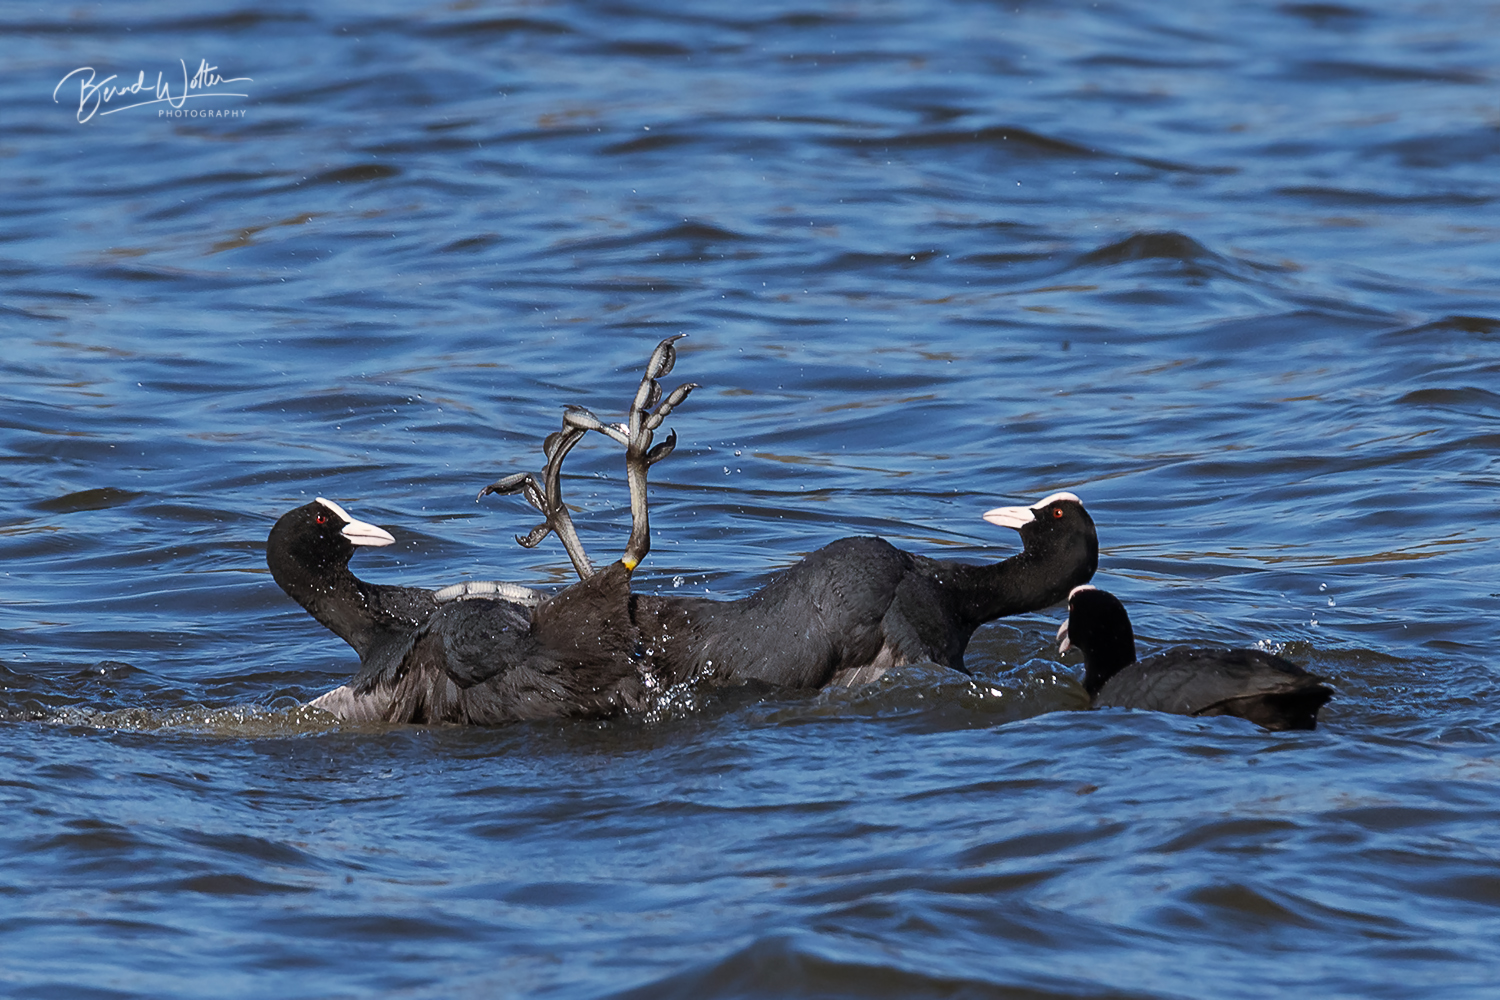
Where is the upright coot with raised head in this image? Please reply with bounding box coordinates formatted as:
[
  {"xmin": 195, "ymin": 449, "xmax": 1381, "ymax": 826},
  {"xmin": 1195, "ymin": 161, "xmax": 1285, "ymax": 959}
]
[
  {"xmin": 632, "ymin": 491, "xmax": 1097, "ymax": 689},
  {"xmin": 1057, "ymin": 585, "xmax": 1333, "ymax": 731}
]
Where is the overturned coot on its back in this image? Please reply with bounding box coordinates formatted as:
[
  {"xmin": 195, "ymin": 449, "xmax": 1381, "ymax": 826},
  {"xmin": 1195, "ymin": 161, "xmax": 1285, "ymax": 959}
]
[
  {"xmin": 1057, "ymin": 585, "xmax": 1333, "ymax": 731},
  {"xmin": 265, "ymin": 498, "xmax": 653, "ymax": 724}
]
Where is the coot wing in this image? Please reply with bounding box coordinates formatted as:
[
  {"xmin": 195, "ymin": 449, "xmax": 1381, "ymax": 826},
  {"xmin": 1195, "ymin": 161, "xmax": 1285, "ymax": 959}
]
[
  {"xmin": 415, "ymin": 598, "xmax": 537, "ymax": 689},
  {"xmin": 427, "ymin": 591, "xmax": 650, "ymax": 723}
]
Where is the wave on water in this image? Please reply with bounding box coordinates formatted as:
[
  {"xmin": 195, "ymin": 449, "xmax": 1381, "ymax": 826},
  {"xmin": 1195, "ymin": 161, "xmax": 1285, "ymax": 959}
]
[
  {"xmin": 42, "ymin": 701, "xmax": 345, "ymax": 737},
  {"xmin": 0, "ymin": 658, "xmax": 345, "ymax": 736},
  {"xmin": 0, "ymin": 634, "xmax": 1448, "ymax": 740}
]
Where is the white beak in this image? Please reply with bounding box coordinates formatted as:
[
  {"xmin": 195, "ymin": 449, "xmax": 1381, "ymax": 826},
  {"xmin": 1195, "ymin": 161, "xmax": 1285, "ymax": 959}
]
[
  {"xmin": 982, "ymin": 505, "xmax": 1034, "ymax": 530},
  {"xmin": 317, "ymin": 496, "xmax": 395, "ymax": 547},
  {"xmin": 1056, "ymin": 618, "xmax": 1071, "ymax": 655},
  {"xmin": 342, "ymin": 518, "xmax": 395, "ymax": 547}
]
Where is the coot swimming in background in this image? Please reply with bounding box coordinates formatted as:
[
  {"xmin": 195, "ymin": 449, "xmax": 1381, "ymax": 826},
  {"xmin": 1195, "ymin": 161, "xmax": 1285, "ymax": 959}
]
[
  {"xmin": 1057, "ymin": 585, "xmax": 1333, "ymax": 731},
  {"xmin": 267, "ymin": 338, "xmax": 1099, "ymax": 725}
]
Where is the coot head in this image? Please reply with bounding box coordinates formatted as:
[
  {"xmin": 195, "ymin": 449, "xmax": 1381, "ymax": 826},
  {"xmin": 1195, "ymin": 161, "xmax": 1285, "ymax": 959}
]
[
  {"xmin": 982, "ymin": 492, "xmax": 1099, "ymax": 578},
  {"xmin": 267, "ymin": 497, "xmax": 395, "ymax": 583},
  {"xmin": 1057, "ymin": 584, "xmax": 1138, "ymax": 695}
]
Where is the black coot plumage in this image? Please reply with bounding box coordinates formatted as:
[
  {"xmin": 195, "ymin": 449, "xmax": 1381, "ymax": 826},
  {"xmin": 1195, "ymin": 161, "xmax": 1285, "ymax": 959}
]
[
  {"xmin": 1057, "ymin": 585, "xmax": 1332, "ymax": 731},
  {"xmin": 267, "ymin": 338, "xmax": 1099, "ymax": 724}
]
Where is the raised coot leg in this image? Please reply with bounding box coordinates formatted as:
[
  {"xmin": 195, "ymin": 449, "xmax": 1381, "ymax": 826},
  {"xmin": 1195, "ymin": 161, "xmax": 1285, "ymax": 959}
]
[
  {"xmin": 620, "ymin": 335, "xmax": 698, "ymax": 571},
  {"xmin": 478, "ymin": 336, "xmax": 698, "ymax": 577},
  {"xmin": 552, "ymin": 335, "xmax": 697, "ymax": 570},
  {"xmin": 478, "ymin": 421, "xmax": 596, "ymax": 581}
]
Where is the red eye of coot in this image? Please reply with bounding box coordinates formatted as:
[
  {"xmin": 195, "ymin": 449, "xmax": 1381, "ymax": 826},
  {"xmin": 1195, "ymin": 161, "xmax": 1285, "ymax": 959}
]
[
  {"xmin": 1052, "ymin": 507, "xmax": 1064, "ymax": 519},
  {"xmin": 315, "ymin": 514, "xmax": 327, "ymax": 524}
]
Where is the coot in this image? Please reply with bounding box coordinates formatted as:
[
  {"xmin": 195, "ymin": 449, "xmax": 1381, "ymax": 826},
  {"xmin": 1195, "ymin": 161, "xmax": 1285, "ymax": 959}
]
[{"xmin": 1057, "ymin": 585, "xmax": 1332, "ymax": 731}]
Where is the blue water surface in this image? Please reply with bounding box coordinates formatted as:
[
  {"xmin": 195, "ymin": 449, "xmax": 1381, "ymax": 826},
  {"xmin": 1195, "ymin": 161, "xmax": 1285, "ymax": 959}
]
[{"xmin": 2, "ymin": 1, "xmax": 1499, "ymax": 997}]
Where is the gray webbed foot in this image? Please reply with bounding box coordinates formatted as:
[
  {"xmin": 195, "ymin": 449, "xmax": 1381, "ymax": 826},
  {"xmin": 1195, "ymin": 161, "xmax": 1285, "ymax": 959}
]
[
  {"xmin": 479, "ymin": 335, "xmax": 698, "ymax": 578},
  {"xmin": 478, "ymin": 423, "xmax": 595, "ymax": 580},
  {"xmin": 620, "ymin": 336, "xmax": 699, "ymax": 571}
]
